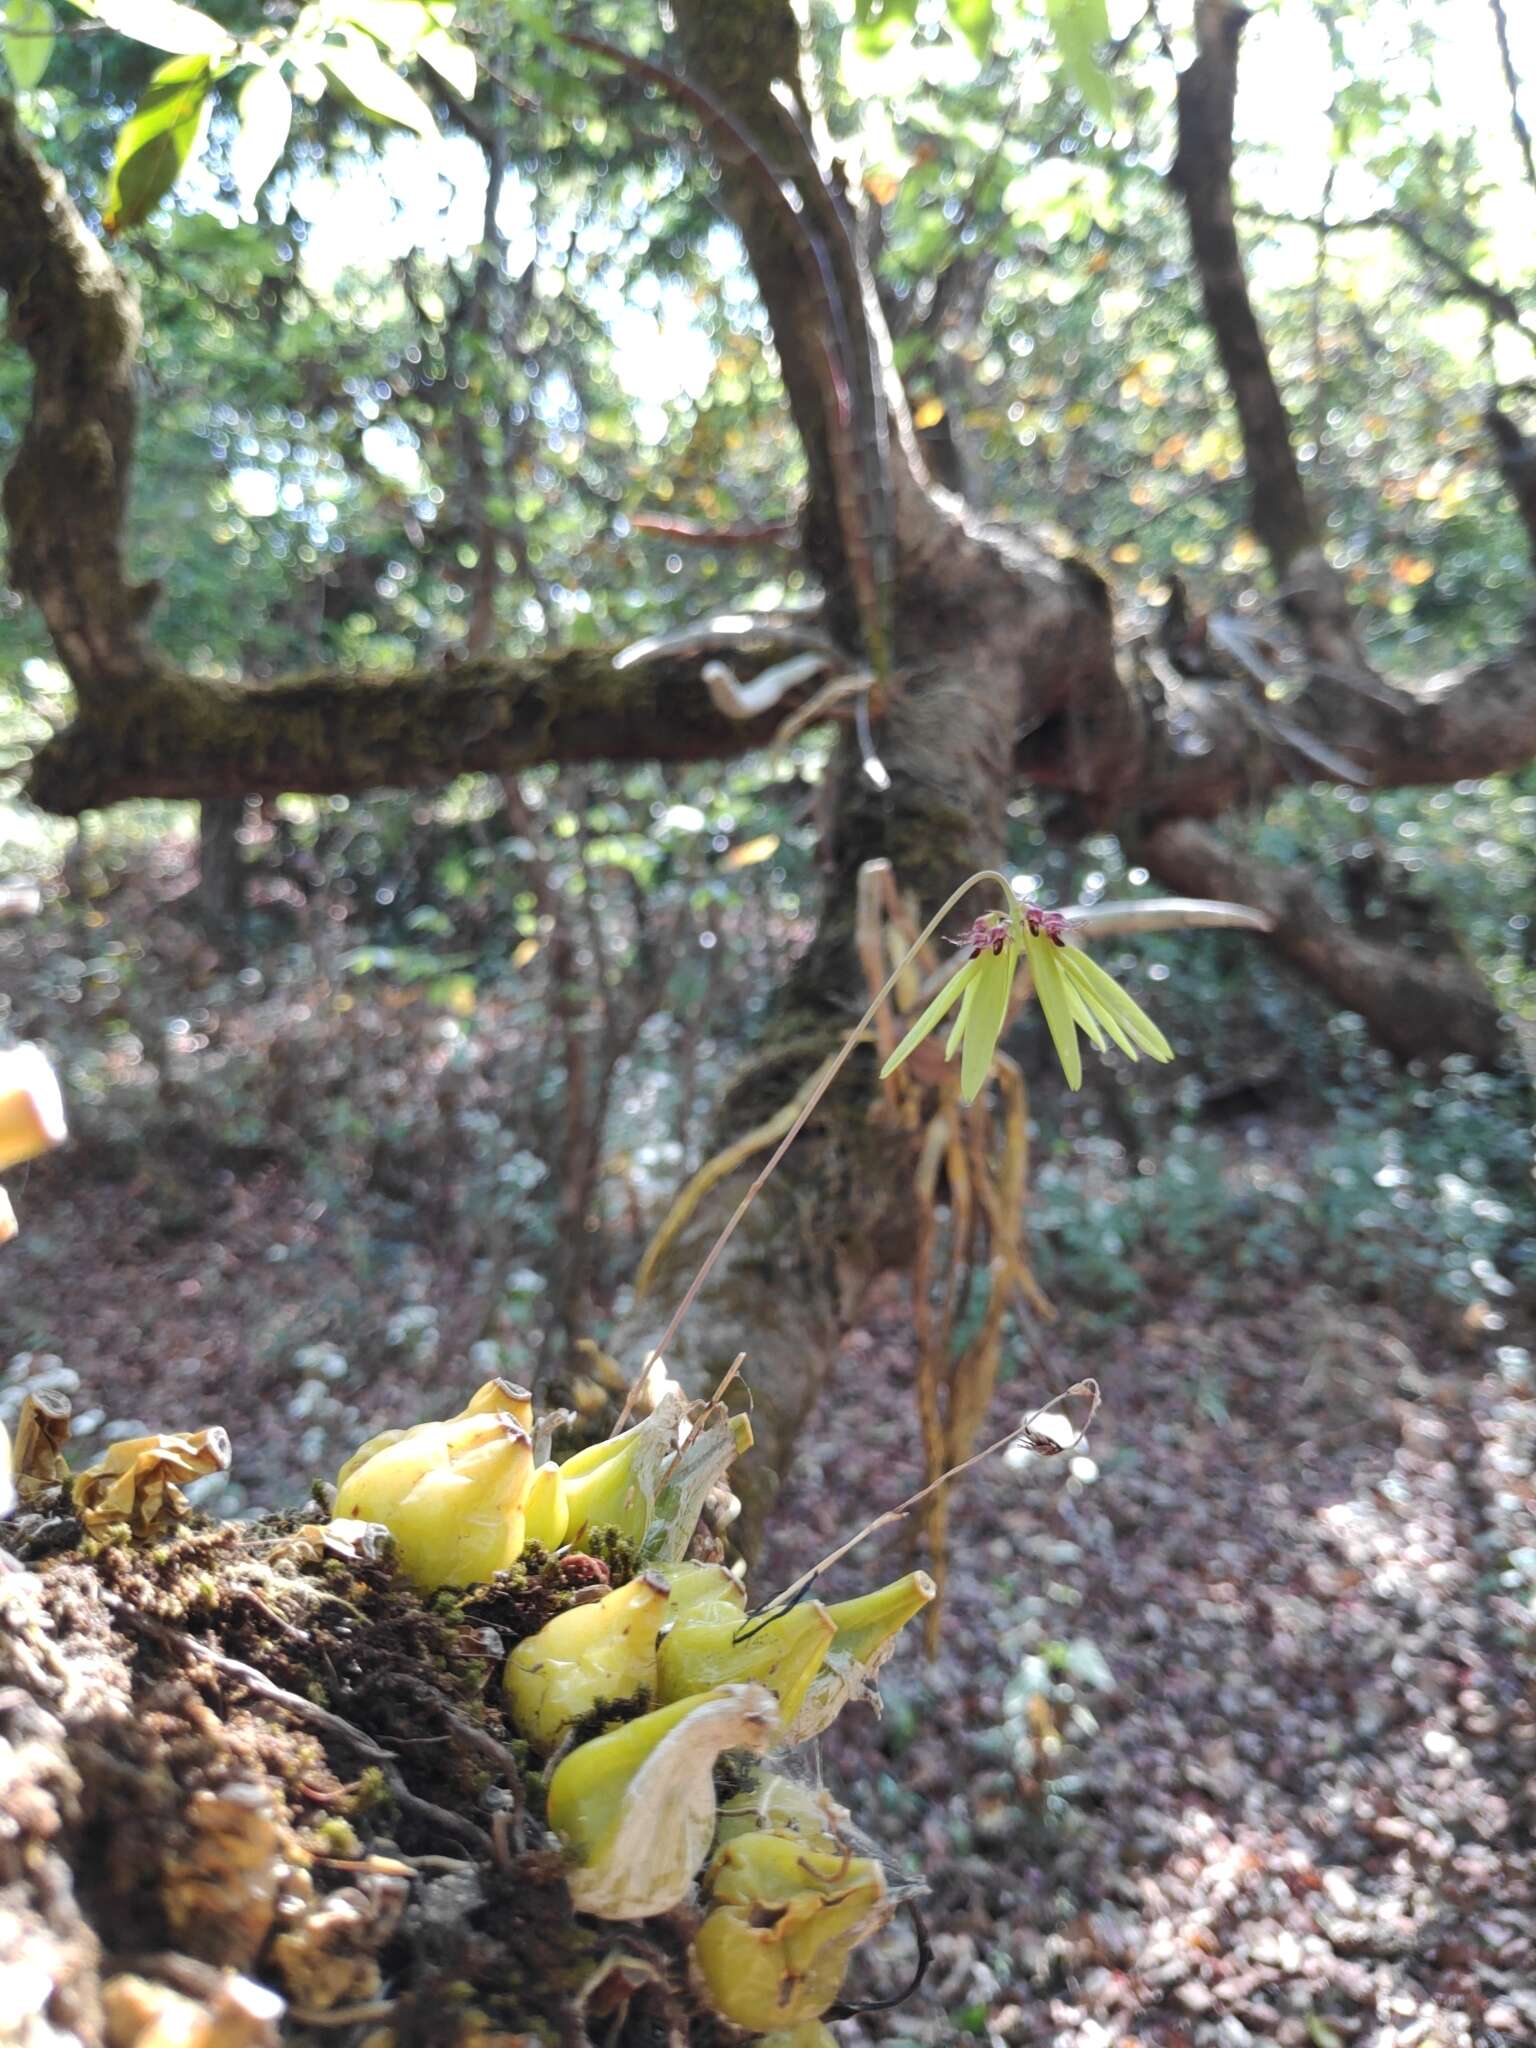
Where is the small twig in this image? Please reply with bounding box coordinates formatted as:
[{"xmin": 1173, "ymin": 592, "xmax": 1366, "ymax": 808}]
[
  {"xmin": 387, "ymin": 1673, "xmax": 526, "ymax": 1840},
  {"xmin": 113, "ymin": 1611, "xmax": 396, "ymax": 1763},
  {"xmin": 742, "ymin": 1379, "xmax": 1100, "ymax": 1631},
  {"xmin": 115, "ymin": 1606, "xmax": 495, "ymax": 1856},
  {"xmin": 288, "ymin": 2001, "xmax": 399, "ymax": 2028},
  {"xmin": 830, "ymin": 1897, "xmax": 933, "ymax": 2016},
  {"xmin": 632, "ymin": 514, "xmax": 798, "ymax": 546},
  {"xmin": 383, "ymin": 1784, "xmax": 495, "ymax": 1857},
  {"xmin": 1241, "ymin": 202, "xmax": 1536, "ymax": 352}
]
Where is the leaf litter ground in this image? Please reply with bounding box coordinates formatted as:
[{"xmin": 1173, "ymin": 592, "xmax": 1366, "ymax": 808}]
[{"xmin": 759, "ymin": 1280, "xmax": 1536, "ymax": 2048}]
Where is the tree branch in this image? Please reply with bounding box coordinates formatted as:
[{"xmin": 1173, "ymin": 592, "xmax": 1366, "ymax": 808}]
[
  {"xmin": 1487, "ymin": 403, "xmax": 1536, "ymax": 569},
  {"xmin": 0, "ymin": 95, "xmax": 160, "ymax": 699},
  {"xmin": 1169, "ymin": 2, "xmax": 1361, "ymax": 670},
  {"xmin": 1141, "ymin": 817, "xmax": 1509, "ymax": 1065},
  {"xmin": 22, "ymin": 642, "xmax": 835, "ymax": 816},
  {"xmin": 1241, "ymin": 203, "xmax": 1536, "ymax": 355},
  {"xmin": 1488, "ymin": 0, "xmax": 1536, "ymax": 206}
]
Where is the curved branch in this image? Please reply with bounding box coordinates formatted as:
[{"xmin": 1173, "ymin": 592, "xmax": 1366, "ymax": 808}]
[
  {"xmin": 1488, "ymin": 0, "xmax": 1536, "ymax": 205},
  {"xmin": 0, "ymin": 96, "xmax": 158, "ymax": 698},
  {"xmin": 1141, "ymin": 817, "xmax": 1509, "ymax": 1065},
  {"xmin": 1169, "ymin": 2, "xmax": 1361, "ymax": 670}
]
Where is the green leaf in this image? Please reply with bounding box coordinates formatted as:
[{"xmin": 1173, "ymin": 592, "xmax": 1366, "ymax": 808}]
[
  {"xmin": 93, "ymin": 0, "xmax": 231, "ymax": 56},
  {"xmin": 854, "ymin": 0, "xmax": 918, "ymax": 57},
  {"xmin": 229, "ymin": 60, "xmax": 292, "ymax": 208},
  {"xmin": 2, "ymin": 0, "xmax": 56, "ymax": 88},
  {"xmin": 103, "ymin": 51, "xmax": 213, "ymax": 233},
  {"xmin": 416, "ymin": 23, "xmax": 473, "ymax": 98},
  {"xmin": 321, "ymin": 34, "xmax": 438, "ymax": 139},
  {"xmin": 946, "ymin": 0, "xmax": 994, "ymax": 61},
  {"xmin": 1045, "ymin": 0, "xmax": 1114, "ymax": 122},
  {"xmin": 335, "ymin": 0, "xmax": 433, "ymax": 57}
]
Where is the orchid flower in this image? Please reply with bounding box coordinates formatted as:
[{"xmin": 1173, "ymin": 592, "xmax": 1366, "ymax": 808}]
[{"xmin": 880, "ymin": 892, "xmax": 1173, "ymax": 1098}]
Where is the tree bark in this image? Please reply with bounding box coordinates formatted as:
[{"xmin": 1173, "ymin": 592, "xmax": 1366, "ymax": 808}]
[{"xmin": 195, "ymin": 797, "xmax": 248, "ymax": 930}]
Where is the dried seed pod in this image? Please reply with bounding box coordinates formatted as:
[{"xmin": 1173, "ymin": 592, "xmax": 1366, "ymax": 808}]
[{"xmin": 75, "ymin": 1427, "xmax": 232, "ymax": 1539}]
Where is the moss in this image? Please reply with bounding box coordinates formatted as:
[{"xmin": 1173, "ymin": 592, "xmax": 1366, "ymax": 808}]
[
  {"xmin": 456, "ymin": 1543, "xmax": 618, "ymax": 1640},
  {"xmin": 4, "ymin": 1515, "xmax": 648, "ymax": 2041}
]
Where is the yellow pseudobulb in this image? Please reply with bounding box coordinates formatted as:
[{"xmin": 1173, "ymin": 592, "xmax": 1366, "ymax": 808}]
[
  {"xmin": 662, "ymin": 1560, "xmax": 746, "ymax": 1621},
  {"xmin": 522, "ymin": 1460, "xmax": 570, "ymax": 1550},
  {"xmin": 334, "ymin": 1377, "xmax": 534, "ymax": 1492},
  {"xmin": 333, "ymin": 1413, "xmax": 533, "ymax": 1589},
  {"xmin": 785, "ymin": 1570, "xmax": 936, "ymax": 1740},
  {"xmin": 693, "ymin": 1830, "xmax": 887, "ymax": 2031},
  {"xmin": 502, "ymin": 1572, "xmax": 668, "ymax": 1752},
  {"xmin": 545, "ymin": 1682, "xmax": 777, "ymax": 1919},
  {"xmin": 713, "ymin": 1769, "xmax": 853, "ymax": 1857},
  {"xmin": 656, "ymin": 1599, "xmax": 835, "ymax": 1725}
]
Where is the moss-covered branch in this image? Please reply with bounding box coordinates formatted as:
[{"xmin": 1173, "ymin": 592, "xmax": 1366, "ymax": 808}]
[{"xmin": 23, "ymin": 646, "xmax": 829, "ymax": 815}]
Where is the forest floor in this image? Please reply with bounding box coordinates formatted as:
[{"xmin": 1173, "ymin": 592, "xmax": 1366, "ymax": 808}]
[
  {"xmin": 761, "ymin": 1284, "xmax": 1536, "ymax": 2048},
  {"xmin": 7, "ymin": 1160, "xmax": 1533, "ymax": 2045},
  {"xmin": 4, "ymin": 867, "xmax": 1534, "ymax": 2046}
]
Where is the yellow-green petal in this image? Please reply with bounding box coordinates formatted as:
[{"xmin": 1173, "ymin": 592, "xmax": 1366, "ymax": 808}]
[
  {"xmin": 1062, "ymin": 975, "xmax": 1108, "ymax": 1054},
  {"xmin": 1059, "ymin": 951, "xmax": 1136, "ymax": 1058},
  {"xmin": 959, "ymin": 945, "xmax": 1015, "ymax": 1103},
  {"xmin": 945, "ymin": 975, "xmax": 976, "ymax": 1059},
  {"xmin": 880, "ymin": 957, "xmax": 979, "ymax": 1078},
  {"xmin": 1058, "ymin": 944, "xmax": 1173, "ymax": 1061},
  {"xmin": 1023, "ymin": 928, "xmax": 1083, "ymax": 1090}
]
